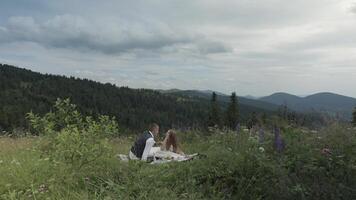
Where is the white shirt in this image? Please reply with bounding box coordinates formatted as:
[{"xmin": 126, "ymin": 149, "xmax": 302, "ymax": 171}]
[{"xmin": 141, "ymin": 131, "xmax": 155, "ymax": 161}]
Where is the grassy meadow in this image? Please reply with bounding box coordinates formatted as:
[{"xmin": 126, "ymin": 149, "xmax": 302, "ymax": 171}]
[{"xmin": 1, "ymin": 125, "xmax": 356, "ymax": 200}]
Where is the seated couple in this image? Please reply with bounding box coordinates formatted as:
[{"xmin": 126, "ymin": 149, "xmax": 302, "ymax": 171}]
[{"xmin": 129, "ymin": 123, "xmax": 184, "ymax": 161}]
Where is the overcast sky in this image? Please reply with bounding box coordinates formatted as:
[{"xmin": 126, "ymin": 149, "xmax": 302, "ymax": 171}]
[{"xmin": 1, "ymin": 0, "xmax": 356, "ymax": 97}]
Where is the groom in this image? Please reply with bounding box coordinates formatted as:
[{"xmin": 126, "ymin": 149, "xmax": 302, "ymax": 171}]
[{"xmin": 129, "ymin": 123, "xmax": 159, "ymax": 161}]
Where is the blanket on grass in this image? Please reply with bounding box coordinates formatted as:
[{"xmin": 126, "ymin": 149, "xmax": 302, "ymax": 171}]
[{"xmin": 117, "ymin": 147, "xmax": 200, "ymax": 164}]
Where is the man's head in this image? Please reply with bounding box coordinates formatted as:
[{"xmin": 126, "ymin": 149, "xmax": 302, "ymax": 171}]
[{"xmin": 149, "ymin": 123, "xmax": 159, "ymax": 137}]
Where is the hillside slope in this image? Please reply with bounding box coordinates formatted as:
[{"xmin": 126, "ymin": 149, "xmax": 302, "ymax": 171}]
[
  {"xmin": 0, "ymin": 64, "xmax": 276, "ymax": 131},
  {"xmin": 0, "ymin": 64, "xmax": 209, "ymax": 131}
]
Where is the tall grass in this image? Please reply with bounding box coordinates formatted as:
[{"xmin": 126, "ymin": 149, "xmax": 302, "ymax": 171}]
[{"xmin": 1, "ymin": 125, "xmax": 355, "ymax": 199}]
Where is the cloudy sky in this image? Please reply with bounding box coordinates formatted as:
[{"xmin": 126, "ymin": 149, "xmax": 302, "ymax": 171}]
[{"xmin": 1, "ymin": 0, "xmax": 356, "ymax": 97}]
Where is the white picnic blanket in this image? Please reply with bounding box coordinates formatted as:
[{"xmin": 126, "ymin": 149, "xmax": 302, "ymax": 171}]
[
  {"xmin": 149, "ymin": 147, "xmax": 198, "ymax": 164},
  {"xmin": 117, "ymin": 147, "xmax": 198, "ymax": 164}
]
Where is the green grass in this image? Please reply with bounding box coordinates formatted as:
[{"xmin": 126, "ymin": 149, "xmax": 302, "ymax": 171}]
[{"xmin": 1, "ymin": 125, "xmax": 356, "ymax": 200}]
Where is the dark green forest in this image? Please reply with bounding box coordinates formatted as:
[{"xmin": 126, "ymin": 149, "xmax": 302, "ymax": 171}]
[
  {"xmin": 0, "ymin": 64, "xmax": 272, "ymax": 132},
  {"xmin": 0, "ymin": 64, "xmax": 330, "ymax": 133},
  {"xmin": 0, "ymin": 64, "xmax": 212, "ymax": 132}
]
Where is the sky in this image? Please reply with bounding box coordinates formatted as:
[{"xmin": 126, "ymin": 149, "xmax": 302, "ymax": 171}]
[{"xmin": 1, "ymin": 0, "xmax": 356, "ymax": 97}]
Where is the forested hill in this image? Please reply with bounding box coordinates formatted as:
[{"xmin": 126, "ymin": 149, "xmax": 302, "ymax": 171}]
[
  {"xmin": 0, "ymin": 64, "xmax": 209, "ymax": 132},
  {"xmin": 0, "ymin": 64, "xmax": 275, "ymax": 132}
]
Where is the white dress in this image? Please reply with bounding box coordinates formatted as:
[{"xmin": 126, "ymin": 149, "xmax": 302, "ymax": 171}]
[{"xmin": 149, "ymin": 147, "xmax": 196, "ymax": 164}]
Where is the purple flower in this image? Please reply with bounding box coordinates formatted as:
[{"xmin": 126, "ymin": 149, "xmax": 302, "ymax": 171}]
[
  {"xmin": 274, "ymin": 127, "xmax": 285, "ymax": 153},
  {"xmin": 236, "ymin": 123, "xmax": 241, "ymax": 134},
  {"xmin": 258, "ymin": 128, "xmax": 265, "ymax": 143}
]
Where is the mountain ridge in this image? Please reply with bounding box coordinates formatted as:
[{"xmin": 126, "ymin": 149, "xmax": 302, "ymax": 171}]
[
  {"xmin": 259, "ymin": 92, "xmax": 356, "ymax": 119},
  {"xmin": 160, "ymin": 89, "xmax": 356, "ymax": 120}
]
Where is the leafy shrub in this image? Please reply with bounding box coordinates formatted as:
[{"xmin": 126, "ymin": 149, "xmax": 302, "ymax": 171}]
[{"xmin": 26, "ymin": 98, "xmax": 119, "ymax": 170}]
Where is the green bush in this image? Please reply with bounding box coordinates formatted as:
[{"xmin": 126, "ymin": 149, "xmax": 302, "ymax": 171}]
[{"xmin": 26, "ymin": 98, "xmax": 119, "ymax": 170}]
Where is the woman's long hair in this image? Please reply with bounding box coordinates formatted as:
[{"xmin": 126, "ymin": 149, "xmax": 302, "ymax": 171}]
[{"xmin": 163, "ymin": 130, "xmax": 181, "ymax": 153}]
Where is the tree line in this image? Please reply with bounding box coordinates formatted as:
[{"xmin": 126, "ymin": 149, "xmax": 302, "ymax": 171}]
[
  {"xmin": 207, "ymin": 91, "xmax": 349, "ymax": 130},
  {"xmin": 0, "ymin": 64, "xmax": 210, "ymax": 133},
  {"xmin": 208, "ymin": 92, "xmax": 240, "ymax": 129}
]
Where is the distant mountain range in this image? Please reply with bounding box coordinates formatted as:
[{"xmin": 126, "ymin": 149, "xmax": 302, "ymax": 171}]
[
  {"xmin": 259, "ymin": 92, "xmax": 356, "ymax": 119},
  {"xmin": 160, "ymin": 89, "xmax": 356, "ymax": 120}
]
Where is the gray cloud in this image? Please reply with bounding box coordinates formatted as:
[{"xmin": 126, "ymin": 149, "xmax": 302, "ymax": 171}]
[
  {"xmin": 351, "ymin": 3, "xmax": 356, "ymax": 13},
  {"xmin": 1, "ymin": 0, "xmax": 356, "ymax": 97},
  {"xmin": 0, "ymin": 15, "xmax": 231, "ymax": 55}
]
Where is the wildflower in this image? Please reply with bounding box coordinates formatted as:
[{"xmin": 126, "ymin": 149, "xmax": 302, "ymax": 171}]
[
  {"xmin": 321, "ymin": 148, "xmax": 332, "ymax": 156},
  {"xmin": 274, "ymin": 127, "xmax": 285, "ymax": 153},
  {"xmin": 258, "ymin": 128, "xmax": 265, "ymax": 143},
  {"xmin": 259, "ymin": 147, "xmax": 265, "ymax": 153},
  {"xmin": 235, "ymin": 123, "xmax": 241, "ymax": 134},
  {"xmin": 38, "ymin": 184, "xmax": 48, "ymax": 193},
  {"xmin": 10, "ymin": 159, "xmax": 20, "ymax": 165}
]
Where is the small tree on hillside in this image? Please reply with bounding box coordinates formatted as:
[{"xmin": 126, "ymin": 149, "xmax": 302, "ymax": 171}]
[
  {"xmin": 278, "ymin": 104, "xmax": 288, "ymax": 120},
  {"xmin": 247, "ymin": 112, "xmax": 258, "ymax": 129},
  {"xmin": 208, "ymin": 92, "xmax": 222, "ymax": 128},
  {"xmin": 261, "ymin": 112, "xmax": 267, "ymax": 125},
  {"xmin": 352, "ymin": 107, "xmax": 356, "ymax": 127},
  {"xmin": 225, "ymin": 92, "xmax": 239, "ymax": 129}
]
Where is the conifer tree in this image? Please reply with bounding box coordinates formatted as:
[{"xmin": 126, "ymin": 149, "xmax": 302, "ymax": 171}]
[
  {"xmin": 225, "ymin": 92, "xmax": 239, "ymax": 129},
  {"xmin": 247, "ymin": 112, "xmax": 258, "ymax": 129},
  {"xmin": 208, "ymin": 92, "xmax": 221, "ymax": 127}
]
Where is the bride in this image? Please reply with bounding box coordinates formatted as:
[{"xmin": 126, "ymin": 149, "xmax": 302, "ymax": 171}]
[
  {"xmin": 149, "ymin": 129, "xmax": 186, "ymax": 161},
  {"xmin": 160, "ymin": 129, "xmax": 184, "ymax": 155}
]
